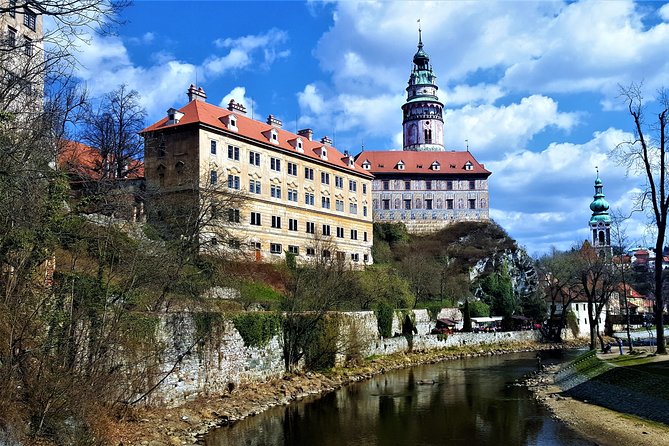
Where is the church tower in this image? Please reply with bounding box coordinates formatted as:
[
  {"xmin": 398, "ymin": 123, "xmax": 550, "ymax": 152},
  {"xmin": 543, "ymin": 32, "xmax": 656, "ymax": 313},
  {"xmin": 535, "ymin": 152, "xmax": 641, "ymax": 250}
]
[
  {"xmin": 589, "ymin": 171, "xmax": 612, "ymax": 256},
  {"xmin": 402, "ymin": 29, "xmax": 445, "ymax": 151}
]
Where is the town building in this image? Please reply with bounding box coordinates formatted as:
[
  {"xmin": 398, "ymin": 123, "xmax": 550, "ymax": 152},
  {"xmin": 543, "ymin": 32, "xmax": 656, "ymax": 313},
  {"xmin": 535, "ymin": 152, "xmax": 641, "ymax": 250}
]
[
  {"xmin": 141, "ymin": 86, "xmax": 373, "ymax": 265},
  {"xmin": 356, "ymin": 31, "xmax": 491, "ymax": 233},
  {"xmin": 1, "ymin": 0, "xmax": 43, "ymax": 115},
  {"xmin": 589, "ymin": 171, "xmax": 612, "ymax": 257}
]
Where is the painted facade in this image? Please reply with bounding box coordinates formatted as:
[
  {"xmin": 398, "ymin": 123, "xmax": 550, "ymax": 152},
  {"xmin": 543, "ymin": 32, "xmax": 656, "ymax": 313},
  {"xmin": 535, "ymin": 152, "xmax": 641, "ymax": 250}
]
[
  {"xmin": 142, "ymin": 86, "xmax": 373, "ymax": 266},
  {"xmin": 358, "ymin": 33, "xmax": 491, "ymax": 233}
]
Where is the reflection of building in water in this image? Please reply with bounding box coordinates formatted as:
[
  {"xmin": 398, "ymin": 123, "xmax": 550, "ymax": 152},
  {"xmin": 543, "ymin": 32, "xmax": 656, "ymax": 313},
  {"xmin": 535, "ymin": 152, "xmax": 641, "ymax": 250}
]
[{"xmin": 357, "ymin": 32, "xmax": 491, "ymax": 233}]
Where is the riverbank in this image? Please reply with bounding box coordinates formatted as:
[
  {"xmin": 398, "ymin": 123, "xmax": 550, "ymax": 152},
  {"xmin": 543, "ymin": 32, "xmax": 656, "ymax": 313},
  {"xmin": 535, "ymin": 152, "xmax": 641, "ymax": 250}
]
[
  {"xmin": 527, "ymin": 347, "xmax": 669, "ymax": 446},
  {"xmin": 113, "ymin": 339, "xmax": 583, "ymax": 446}
]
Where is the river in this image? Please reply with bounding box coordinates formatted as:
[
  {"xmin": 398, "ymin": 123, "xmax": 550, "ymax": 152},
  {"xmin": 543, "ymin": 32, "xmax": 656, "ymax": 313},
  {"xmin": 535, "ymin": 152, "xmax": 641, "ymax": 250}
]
[{"xmin": 205, "ymin": 350, "xmax": 589, "ymax": 446}]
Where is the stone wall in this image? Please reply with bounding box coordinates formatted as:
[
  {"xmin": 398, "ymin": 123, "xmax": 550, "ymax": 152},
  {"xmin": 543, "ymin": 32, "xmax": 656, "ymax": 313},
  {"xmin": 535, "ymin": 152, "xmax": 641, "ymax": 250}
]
[{"xmin": 149, "ymin": 310, "xmax": 541, "ymax": 407}]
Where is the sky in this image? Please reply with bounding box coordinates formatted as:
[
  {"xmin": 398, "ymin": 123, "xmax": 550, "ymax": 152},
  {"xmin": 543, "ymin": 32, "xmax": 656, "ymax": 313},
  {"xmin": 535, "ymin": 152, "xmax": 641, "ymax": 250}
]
[{"xmin": 66, "ymin": 0, "xmax": 669, "ymax": 256}]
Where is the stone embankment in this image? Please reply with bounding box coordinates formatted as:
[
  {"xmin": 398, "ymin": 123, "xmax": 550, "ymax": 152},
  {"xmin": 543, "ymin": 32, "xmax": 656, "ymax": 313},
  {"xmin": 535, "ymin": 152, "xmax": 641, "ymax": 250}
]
[
  {"xmin": 117, "ymin": 340, "xmax": 579, "ymax": 446},
  {"xmin": 525, "ymin": 348, "xmax": 669, "ymax": 446}
]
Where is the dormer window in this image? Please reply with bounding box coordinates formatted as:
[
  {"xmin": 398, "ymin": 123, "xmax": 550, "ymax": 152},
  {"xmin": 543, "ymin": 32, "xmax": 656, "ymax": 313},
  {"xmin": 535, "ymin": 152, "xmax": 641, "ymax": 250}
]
[
  {"xmin": 222, "ymin": 114, "xmax": 238, "ymax": 132},
  {"xmin": 431, "ymin": 161, "xmax": 441, "ymax": 171},
  {"xmin": 362, "ymin": 160, "xmax": 371, "ymax": 170},
  {"xmin": 464, "ymin": 161, "xmax": 473, "ymax": 171},
  {"xmin": 288, "ymin": 137, "xmax": 304, "ymax": 153},
  {"xmin": 315, "ymin": 146, "xmax": 328, "ymax": 160},
  {"xmin": 348, "ymin": 156, "xmax": 355, "ymax": 168},
  {"xmin": 396, "ymin": 160, "xmax": 405, "ymax": 170},
  {"xmin": 263, "ymin": 128, "xmax": 279, "ymax": 145},
  {"xmin": 166, "ymin": 108, "xmax": 184, "ymax": 125}
]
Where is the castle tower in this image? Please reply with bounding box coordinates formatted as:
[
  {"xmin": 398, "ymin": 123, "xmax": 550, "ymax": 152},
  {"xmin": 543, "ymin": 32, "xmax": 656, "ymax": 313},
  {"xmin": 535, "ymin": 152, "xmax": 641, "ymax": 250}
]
[
  {"xmin": 402, "ymin": 28, "xmax": 445, "ymax": 151},
  {"xmin": 589, "ymin": 171, "xmax": 612, "ymax": 256}
]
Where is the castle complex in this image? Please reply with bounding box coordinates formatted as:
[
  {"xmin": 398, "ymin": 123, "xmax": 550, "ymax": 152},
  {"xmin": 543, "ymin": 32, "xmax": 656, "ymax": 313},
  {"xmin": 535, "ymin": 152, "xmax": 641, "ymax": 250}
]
[
  {"xmin": 356, "ymin": 32, "xmax": 491, "ymax": 233},
  {"xmin": 141, "ymin": 87, "xmax": 374, "ymax": 265}
]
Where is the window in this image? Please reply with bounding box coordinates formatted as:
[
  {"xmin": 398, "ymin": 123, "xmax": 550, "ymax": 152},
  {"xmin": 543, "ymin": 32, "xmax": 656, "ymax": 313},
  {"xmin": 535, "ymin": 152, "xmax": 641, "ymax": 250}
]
[
  {"xmin": 24, "ymin": 9, "xmax": 36, "ymax": 31},
  {"xmin": 157, "ymin": 142, "xmax": 166, "ymax": 158},
  {"xmin": 351, "ymin": 253, "xmax": 360, "ymax": 262},
  {"xmin": 322, "ymin": 250, "xmax": 331, "ymax": 259},
  {"xmin": 321, "ymin": 196, "xmax": 330, "ymax": 209},
  {"xmin": 426, "ymin": 199, "xmax": 433, "ymax": 210},
  {"xmin": 249, "ymin": 151, "xmax": 260, "ymax": 166},
  {"xmin": 322, "ymin": 224, "xmax": 331, "ymax": 236},
  {"xmin": 271, "ymin": 216, "xmax": 281, "ymax": 228},
  {"xmin": 363, "ymin": 206, "xmax": 368, "ymax": 217},
  {"xmin": 349, "ymin": 180, "xmax": 357, "ymax": 192},
  {"xmin": 249, "ymin": 179, "xmax": 261, "ymax": 194},
  {"xmin": 362, "ymin": 183, "xmax": 367, "ymax": 194},
  {"xmin": 23, "ymin": 36, "xmax": 32, "ymax": 56},
  {"xmin": 404, "ymin": 199, "xmax": 411, "ymax": 210},
  {"xmin": 363, "ymin": 231, "xmax": 368, "ymax": 242},
  {"xmin": 321, "ymin": 172, "xmax": 330, "ymax": 185},
  {"xmin": 447, "ymin": 181, "xmax": 453, "ymax": 190},
  {"xmin": 469, "ymin": 199, "xmax": 476, "ymax": 209},
  {"xmin": 404, "ymin": 180, "xmax": 411, "ymax": 190},
  {"xmin": 228, "ymin": 209, "xmax": 240, "ymax": 223},
  {"xmin": 211, "ymin": 237, "xmax": 218, "ymax": 246},
  {"xmin": 271, "ymin": 157, "xmax": 281, "ymax": 171},
  {"xmin": 335, "ymin": 176, "xmax": 343, "ymax": 188},
  {"xmin": 465, "ymin": 161, "xmax": 473, "ymax": 171},
  {"xmin": 288, "ymin": 245, "xmax": 299, "ymax": 255},
  {"xmin": 250, "ymin": 212, "xmax": 261, "ymax": 226},
  {"xmin": 305, "ymin": 192, "xmax": 314, "ymax": 206},
  {"xmin": 306, "ymin": 247, "xmax": 315, "ymax": 256},
  {"xmin": 7, "ymin": 27, "xmax": 16, "ymax": 47},
  {"xmin": 336, "ymin": 227, "xmax": 344, "ymax": 238},
  {"xmin": 227, "ymin": 145, "xmax": 240, "ymax": 160},
  {"xmin": 304, "ymin": 167, "xmax": 314, "ymax": 180},
  {"xmin": 350, "ymin": 229, "xmax": 358, "ymax": 240},
  {"xmin": 228, "ymin": 175, "xmax": 240, "ymax": 189},
  {"xmin": 336, "ymin": 199, "xmax": 344, "ymax": 212},
  {"xmin": 287, "ymin": 162, "xmax": 298, "ymax": 176},
  {"xmin": 289, "ymin": 218, "xmax": 298, "ymax": 231},
  {"xmin": 469, "ymin": 180, "xmax": 476, "ymax": 190},
  {"xmin": 383, "ymin": 180, "xmax": 390, "ymax": 191},
  {"xmin": 271, "ymin": 185, "xmax": 282, "ymax": 199},
  {"xmin": 337, "ymin": 251, "xmax": 346, "ymax": 261},
  {"xmin": 363, "ymin": 254, "xmax": 369, "ymax": 263},
  {"xmin": 251, "ymin": 242, "xmax": 261, "ymax": 251},
  {"xmin": 349, "ymin": 203, "xmax": 357, "ymax": 214},
  {"xmin": 425, "ymin": 180, "xmax": 432, "ymax": 191},
  {"xmin": 210, "ymin": 170, "xmax": 217, "ymax": 186},
  {"xmin": 210, "ymin": 140, "xmax": 217, "ymax": 155},
  {"xmin": 447, "ymin": 199, "xmax": 454, "ymax": 210},
  {"xmin": 270, "ymin": 243, "xmax": 282, "ymax": 254},
  {"xmin": 382, "ymin": 199, "xmax": 390, "ymax": 210},
  {"xmin": 288, "ymin": 188, "xmax": 298, "ymax": 202},
  {"xmin": 8, "ymin": 0, "xmax": 15, "ymax": 17},
  {"xmin": 228, "ymin": 239, "xmax": 241, "ymax": 249},
  {"xmin": 306, "ymin": 222, "xmax": 315, "ymax": 234}
]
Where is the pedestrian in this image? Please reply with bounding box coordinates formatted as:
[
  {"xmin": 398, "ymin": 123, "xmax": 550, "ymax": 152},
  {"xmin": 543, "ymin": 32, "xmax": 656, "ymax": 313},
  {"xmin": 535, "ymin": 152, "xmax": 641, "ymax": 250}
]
[
  {"xmin": 617, "ymin": 337, "xmax": 624, "ymax": 355},
  {"xmin": 535, "ymin": 353, "xmax": 542, "ymax": 372}
]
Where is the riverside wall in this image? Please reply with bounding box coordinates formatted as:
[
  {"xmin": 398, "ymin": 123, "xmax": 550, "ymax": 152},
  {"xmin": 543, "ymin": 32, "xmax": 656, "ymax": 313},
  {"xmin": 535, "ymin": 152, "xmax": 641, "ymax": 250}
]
[{"xmin": 149, "ymin": 310, "xmax": 543, "ymax": 407}]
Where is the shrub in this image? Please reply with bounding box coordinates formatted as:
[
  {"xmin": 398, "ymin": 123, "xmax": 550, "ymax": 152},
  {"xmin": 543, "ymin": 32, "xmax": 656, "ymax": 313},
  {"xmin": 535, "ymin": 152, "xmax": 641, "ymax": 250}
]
[
  {"xmin": 375, "ymin": 302, "xmax": 394, "ymax": 338},
  {"xmin": 232, "ymin": 313, "xmax": 282, "ymax": 348}
]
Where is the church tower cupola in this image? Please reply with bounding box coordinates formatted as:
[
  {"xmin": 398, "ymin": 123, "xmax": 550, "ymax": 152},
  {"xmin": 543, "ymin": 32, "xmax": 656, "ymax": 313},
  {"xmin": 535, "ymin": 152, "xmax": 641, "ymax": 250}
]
[
  {"xmin": 589, "ymin": 169, "xmax": 612, "ymax": 255},
  {"xmin": 402, "ymin": 27, "xmax": 445, "ymax": 152}
]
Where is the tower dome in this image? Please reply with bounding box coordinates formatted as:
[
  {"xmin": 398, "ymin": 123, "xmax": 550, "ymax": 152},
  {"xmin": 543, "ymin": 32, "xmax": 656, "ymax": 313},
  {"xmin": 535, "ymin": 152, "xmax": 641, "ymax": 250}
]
[
  {"xmin": 589, "ymin": 175, "xmax": 611, "ymax": 224},
  {"xmin": 589, "ymin": 171, "xmax": 612, "ymax": 254},
  {"xmin": 401, "ymin": 28, "xmax": 445, "ymax": 152}
]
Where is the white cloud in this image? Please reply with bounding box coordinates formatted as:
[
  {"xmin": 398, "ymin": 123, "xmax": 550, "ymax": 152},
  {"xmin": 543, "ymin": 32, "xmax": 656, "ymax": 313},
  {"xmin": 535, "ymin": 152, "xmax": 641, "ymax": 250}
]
[
  {"xmin": 444, "ymin": 84, "xmax": 505, "ymax": 107},
  {"xmin": 207, "ymin": 29, "xmax": 290, "ymax": 74},
  {"xmin": 220, "ymin": 86, "xmax": 258, "ymax": 117},
  {"xmin": 443, "ymin": 95, "xmax": 579, "ymax": 153}
]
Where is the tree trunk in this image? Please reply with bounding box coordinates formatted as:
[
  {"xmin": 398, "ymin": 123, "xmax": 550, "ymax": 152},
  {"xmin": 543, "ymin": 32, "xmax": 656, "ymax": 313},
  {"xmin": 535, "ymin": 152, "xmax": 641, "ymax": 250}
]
[{"xmin": 655, "ymin": 230, "xmax": 667, "ymax": 354}]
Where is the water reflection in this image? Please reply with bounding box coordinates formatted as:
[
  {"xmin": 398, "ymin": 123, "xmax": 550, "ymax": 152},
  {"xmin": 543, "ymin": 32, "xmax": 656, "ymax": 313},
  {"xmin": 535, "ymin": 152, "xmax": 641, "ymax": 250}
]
[{"xmin": 205, "ymin": 351, "xmax": 589, "ymax": 446}]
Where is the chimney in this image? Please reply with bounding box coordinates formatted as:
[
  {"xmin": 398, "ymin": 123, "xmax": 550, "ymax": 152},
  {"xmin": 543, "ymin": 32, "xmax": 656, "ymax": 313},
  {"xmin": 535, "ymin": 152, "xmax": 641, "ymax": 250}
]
[
  {"xmin": 298, "ymin": 128, "xmax": 313, "ymax": 141},
  {"xmin": 187, "ymin": 84, "xmax": 207, "ymax": 102},
  {"xmin": 266, "ymin": 114, "xmax": 282, "ymax": 128},
  {"xmin": 227, "ymin": 99, "xmax": 247, "ymax": 115},
  {"xmin": 320, "ymin": 135, "xmax": 332, "ymax": 146}
]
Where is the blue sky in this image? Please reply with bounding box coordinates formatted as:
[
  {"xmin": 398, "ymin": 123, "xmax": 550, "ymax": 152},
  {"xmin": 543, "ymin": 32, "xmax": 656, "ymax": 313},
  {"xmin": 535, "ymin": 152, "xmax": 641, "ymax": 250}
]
[{"xmin": 67, "ymin": 0, "xmax": 669, "ymax": 256}]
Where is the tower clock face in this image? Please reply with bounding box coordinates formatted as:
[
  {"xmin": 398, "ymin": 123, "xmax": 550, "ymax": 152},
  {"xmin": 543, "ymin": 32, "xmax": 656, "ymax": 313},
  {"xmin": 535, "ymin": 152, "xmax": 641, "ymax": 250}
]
[{"xmin": 424, "ymin": 121, "xmax": 430, "ymax": 126}]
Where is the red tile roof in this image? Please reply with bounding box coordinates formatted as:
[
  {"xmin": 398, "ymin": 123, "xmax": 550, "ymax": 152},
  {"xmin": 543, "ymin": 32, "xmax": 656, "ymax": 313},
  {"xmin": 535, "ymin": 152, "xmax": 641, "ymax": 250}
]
[
  {"xmin": 355, "ymin": 150, "xmax": 490, "ymax": 176},
  {"xmin": 141, "ymin": 100, "xmax": 373, "ymax": 178},
  {"xmin": 57, "ymin": 140, "xmax": 144, "ymax": 180}
]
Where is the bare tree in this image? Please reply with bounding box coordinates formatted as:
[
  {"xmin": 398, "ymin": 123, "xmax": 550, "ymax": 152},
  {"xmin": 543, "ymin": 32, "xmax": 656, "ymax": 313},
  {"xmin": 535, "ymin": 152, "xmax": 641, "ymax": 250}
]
[
  {"xmin": 80, "ymin": 85, "xmax": 146, "ymax": 180},
  {"xmin": 615, "ymin": 84, "xmax": 668, "ymax": 354},
  {"xmin": 610, "ymin": 211, "xmax": 634, "ymax": 351}
]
